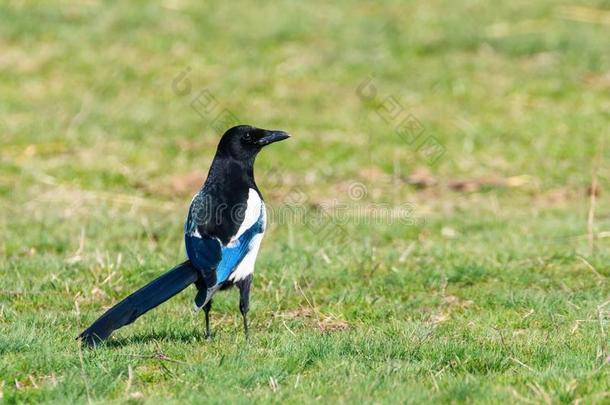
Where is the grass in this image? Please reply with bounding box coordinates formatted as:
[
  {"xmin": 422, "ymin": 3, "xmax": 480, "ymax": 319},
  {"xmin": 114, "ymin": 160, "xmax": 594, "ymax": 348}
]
[{"xmin": 1, "ymin": 0, "xmax": 609, "ymax": 403}]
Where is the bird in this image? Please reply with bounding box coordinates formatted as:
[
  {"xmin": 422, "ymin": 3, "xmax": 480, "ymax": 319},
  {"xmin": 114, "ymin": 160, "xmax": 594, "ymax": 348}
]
[{"xmin": 78, "ymin": 125, "xmax": 290, "ymax": 345}]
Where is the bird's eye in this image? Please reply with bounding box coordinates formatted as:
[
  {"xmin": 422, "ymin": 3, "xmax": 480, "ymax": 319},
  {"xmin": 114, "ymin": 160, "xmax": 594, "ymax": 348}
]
[{"xmin": 243, "ymin": 132, "xmax": 252, "ymax": 141}]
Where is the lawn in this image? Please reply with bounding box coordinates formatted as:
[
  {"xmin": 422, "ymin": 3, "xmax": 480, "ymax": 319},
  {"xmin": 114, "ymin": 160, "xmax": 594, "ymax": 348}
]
[{"xmin": 1, "ymin": 0, "xmax": 609, "ymax": 403}]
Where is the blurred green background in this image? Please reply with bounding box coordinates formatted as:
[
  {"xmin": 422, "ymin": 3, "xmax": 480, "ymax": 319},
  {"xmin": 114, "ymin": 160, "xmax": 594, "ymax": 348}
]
[{"xmin": 1, "ymin": 0, "xmax": 609, "ymax": 403}]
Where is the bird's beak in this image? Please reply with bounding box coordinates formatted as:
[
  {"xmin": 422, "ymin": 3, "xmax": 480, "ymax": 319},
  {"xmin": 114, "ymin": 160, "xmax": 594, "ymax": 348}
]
[{"xmin": 257, "ymin": 130, "xmax": 290, "ymax": 146}]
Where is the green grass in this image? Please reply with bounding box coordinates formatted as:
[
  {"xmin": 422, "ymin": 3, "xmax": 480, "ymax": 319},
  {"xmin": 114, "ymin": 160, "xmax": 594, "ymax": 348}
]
[{"xmin": 1, "ymin": 0, "xmax": 609, "ymax": 403}]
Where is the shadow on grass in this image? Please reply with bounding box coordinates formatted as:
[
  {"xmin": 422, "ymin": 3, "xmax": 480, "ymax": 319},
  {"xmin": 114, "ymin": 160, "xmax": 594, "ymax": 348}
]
[{"xmin": 100, "ymin": 328, "xmax": 206, "ymax": 348}]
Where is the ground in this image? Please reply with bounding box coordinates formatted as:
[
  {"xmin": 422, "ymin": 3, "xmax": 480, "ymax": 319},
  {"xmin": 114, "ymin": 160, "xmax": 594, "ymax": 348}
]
[{"xmin": 1, "ymin": 0, "xmax": 609, "ymax": 403}]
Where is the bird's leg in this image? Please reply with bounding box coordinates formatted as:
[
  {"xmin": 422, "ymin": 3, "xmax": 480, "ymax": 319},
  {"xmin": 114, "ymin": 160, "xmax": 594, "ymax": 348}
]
[
  {"xmin": 236, "ymin": 275, "xmax": 253, "ymax": 339},
  {"xmin": 195, "ymin": 276, "xmax": 215, "ymax": 339},
  {"xmin": 242, "ymin": 311, "xmax": 248, "ymax": 339},
  {"xmin": 203, "ymin": 300, "xmax": 212, "ymax": 339}
]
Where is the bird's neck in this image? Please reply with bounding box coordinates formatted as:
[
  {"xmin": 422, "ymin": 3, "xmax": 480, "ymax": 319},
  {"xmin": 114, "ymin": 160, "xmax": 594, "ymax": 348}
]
[{"xmin": 206, "ymin": 153, "xmax": 257, "ymax": 191}]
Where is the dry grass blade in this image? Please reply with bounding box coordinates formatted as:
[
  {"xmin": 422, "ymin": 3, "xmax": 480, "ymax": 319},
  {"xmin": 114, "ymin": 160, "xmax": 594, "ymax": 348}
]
[{"xmin": 557, "ymin": 5, "xmax": 610, "ymax": 25}]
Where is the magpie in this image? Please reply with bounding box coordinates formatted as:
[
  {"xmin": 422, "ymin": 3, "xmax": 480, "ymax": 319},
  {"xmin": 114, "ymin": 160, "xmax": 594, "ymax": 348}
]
[{"xmin": 78, "ymin": 125, "xmax": 290, "ymax": 345}]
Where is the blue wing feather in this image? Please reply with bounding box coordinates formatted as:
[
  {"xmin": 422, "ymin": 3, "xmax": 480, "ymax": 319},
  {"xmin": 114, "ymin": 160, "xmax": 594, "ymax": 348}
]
[{"xmin": 185, "ymin": 235, "xmax": 222, "ymax": 274}]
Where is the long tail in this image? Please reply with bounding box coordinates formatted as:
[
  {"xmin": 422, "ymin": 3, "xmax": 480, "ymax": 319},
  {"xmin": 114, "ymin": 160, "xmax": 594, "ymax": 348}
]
[{"xmin": 78, "ymin": 260, "xmax": 199, "ymax": 346}]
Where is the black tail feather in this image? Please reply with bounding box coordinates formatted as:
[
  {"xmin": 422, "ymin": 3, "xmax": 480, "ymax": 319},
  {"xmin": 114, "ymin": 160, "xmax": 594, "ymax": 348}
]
[{"xmin": 78, "ymin": 260, "xmax": 199, "ymax": 346}]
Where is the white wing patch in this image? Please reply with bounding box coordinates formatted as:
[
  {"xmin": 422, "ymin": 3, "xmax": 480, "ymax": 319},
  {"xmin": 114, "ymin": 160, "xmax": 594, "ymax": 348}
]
[
  {"xmin": 229, "ymin": 188, "xmax": 263, "ymax": 246},
  {"xmin": 228, "ymin": 232, "xmax": 264, "ymax": 282},
  {"xmin": 229, "ymin": 192, "xmax": 266, "ymax": 282}
]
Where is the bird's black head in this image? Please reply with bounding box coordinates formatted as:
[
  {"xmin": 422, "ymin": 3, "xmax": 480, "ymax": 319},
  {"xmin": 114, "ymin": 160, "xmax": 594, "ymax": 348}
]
[{"xmin": 216, "ymin": 125, "xmax": 290, "ymax": 161}]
